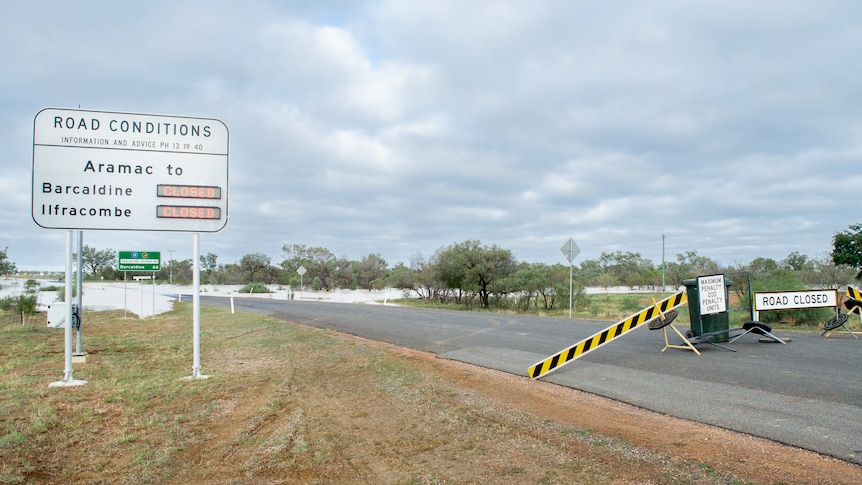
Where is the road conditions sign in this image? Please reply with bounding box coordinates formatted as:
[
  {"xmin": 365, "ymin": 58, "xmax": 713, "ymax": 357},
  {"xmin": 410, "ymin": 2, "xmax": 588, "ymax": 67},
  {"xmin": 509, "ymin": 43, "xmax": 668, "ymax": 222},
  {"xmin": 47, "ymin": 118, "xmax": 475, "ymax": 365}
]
[
  {"xmin": 754, "ymin": 289, "xmax": 837, "ymax": 311},
  {"xmin": 118, "ymin": 251, "xmax": 161, "ymax": 271},
  {"xmin": 32, "ymin": 108, "xmax": 229, "ymax": 232}
]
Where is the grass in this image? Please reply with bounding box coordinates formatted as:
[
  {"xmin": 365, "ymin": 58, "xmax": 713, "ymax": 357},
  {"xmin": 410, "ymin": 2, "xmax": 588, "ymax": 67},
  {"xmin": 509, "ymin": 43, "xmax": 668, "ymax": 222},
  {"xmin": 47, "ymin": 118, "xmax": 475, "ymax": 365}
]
[{"xmin": 0, "ymin": 305, "xmax": 308, "ymax": 483}]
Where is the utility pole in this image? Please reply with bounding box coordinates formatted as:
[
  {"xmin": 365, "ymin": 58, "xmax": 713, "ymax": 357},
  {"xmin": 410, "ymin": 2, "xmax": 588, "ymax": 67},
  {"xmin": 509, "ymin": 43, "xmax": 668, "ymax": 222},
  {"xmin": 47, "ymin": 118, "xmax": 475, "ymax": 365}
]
[
  {"xmin": 661, "ymin": 234, "xmax": 666, "ymax": 291},
  {"xmin": 168, "ymin": 249, "xmax": 175, "ymax": 284}
]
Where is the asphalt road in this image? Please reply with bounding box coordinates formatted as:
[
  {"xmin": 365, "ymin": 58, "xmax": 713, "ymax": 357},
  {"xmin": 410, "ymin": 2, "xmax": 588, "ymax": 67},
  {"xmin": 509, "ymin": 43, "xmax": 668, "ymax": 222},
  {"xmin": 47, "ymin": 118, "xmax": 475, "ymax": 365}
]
[{"xmin": 195, "ymin": 295, "xmax": 862, "ymax": 465}]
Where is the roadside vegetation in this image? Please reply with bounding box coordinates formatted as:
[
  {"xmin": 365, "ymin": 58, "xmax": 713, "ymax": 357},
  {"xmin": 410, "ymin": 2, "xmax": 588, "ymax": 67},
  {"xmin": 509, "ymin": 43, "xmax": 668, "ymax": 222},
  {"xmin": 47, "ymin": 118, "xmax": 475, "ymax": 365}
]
[{"xmin": 9, "ymin": 223, "xmax": 862, "ymax": 328}]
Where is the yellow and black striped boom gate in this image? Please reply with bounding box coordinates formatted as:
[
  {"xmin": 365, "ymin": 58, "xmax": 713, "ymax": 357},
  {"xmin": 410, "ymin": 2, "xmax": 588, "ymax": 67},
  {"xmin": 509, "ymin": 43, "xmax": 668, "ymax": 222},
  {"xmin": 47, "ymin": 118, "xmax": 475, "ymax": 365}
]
[{"xmin": 528, "ymin": 291, "xmax": 688, "ymax": 380}]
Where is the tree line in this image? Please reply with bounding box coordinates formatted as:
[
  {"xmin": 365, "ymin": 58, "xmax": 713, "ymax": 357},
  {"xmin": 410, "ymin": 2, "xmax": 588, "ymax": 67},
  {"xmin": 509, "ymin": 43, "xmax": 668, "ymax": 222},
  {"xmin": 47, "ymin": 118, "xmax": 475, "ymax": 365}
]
[
  {"xmin": 7, "ymin": 224, "xmax": 862, "ymax": 320},
  {"xmin": 56, "ymin": 236, "xmax": 857, "ymax": 308}
]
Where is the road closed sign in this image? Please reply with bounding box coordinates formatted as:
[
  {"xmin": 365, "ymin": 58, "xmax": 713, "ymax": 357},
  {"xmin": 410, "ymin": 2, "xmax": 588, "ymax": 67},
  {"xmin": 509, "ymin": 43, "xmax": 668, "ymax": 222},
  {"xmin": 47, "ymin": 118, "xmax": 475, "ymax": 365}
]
[
  {"xmin": 754, "ymin": 289, "xmax": 837, "ymax": 311},
  {"xmin": 32, "ymin": 108, "xmax": 229, "ymax": 232}
]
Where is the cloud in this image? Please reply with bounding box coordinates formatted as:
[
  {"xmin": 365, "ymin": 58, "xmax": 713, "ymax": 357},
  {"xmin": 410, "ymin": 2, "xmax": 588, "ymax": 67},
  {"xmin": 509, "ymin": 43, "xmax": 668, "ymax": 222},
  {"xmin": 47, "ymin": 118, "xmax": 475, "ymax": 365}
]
[{"xmin": 1, "ymin": 0, "xmax": 860, "ymax": 271}]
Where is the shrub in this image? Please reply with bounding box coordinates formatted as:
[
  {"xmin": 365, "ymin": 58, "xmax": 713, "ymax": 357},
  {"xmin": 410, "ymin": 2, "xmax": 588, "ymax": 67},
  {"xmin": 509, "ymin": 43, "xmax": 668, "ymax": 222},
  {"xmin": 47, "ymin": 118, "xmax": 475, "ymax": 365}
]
[
  {"xmin": 0, "ymin": 294, "xmax": 38, "ymax": 326},
  {"xmin": 239, "ymin": 283, "xmax": 271, "ymax": 294}
]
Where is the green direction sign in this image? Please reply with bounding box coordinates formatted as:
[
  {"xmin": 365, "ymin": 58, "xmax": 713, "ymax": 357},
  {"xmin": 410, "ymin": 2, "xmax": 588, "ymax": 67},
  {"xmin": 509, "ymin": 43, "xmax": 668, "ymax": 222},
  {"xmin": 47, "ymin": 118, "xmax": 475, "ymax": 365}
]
[{"xmin": 118, "ymin": 251, "xmax": 161, "ymax": 272}]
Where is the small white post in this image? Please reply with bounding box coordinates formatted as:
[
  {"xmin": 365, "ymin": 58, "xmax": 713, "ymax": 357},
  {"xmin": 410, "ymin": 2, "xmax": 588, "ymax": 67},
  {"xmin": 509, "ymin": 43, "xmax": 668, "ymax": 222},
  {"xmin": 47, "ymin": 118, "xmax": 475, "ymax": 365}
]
[{"xmin": 140, "ymin": 277, "xmax": 144, "ymax": 318}]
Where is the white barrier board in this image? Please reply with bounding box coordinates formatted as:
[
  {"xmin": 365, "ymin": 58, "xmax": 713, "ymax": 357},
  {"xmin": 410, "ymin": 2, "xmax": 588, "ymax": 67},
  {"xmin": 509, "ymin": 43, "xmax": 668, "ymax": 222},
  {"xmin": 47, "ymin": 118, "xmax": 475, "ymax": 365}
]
[{"xmin": 754, "ymin": 289, "xmax": 837, "ymax": 311}]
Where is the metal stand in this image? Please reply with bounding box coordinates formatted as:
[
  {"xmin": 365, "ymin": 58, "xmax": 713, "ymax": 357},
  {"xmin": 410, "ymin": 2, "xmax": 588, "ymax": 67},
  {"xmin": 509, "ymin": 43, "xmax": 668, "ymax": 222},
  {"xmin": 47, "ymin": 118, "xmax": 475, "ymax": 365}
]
[
  {"xmin": 50, "ymin": 231, "xmax": 87, "ymax": 388},
  {"xmin": 728, "ymin": 321, "xmax": 786, "ymax": 345},
  {"xmin": 183, "ymin": 233, "xmax": 209, "ymax": 380},
  {"xmin": 647, "ymin": 298, "xmax": 701, "ymax": 355},
  {"xmin": 660, "ymin": 324, "xmax": 701, "ymax": 355},
  {"xmin": 702, "ymin": 337, "xmax": 736, "ymax": 352}
]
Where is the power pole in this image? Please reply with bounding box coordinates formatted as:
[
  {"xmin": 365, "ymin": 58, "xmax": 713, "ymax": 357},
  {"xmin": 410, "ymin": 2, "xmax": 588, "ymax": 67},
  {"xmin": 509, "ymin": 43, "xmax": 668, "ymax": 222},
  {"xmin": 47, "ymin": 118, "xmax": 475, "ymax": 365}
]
[
  {"xmin": 661, "ymin": 234, "xmax": 666, "ymax": 290},
  {"xmin": 168, "ymin": 249, "xmax": 175, "ymax": 284}
]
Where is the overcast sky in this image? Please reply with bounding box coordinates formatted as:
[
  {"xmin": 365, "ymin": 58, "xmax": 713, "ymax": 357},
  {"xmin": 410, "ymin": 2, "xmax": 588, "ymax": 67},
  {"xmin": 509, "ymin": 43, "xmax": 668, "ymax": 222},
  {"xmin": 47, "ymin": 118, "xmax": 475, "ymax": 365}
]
[{"xmin": 3, "ymin": 1, "xmax": 861, "ymax": 271}]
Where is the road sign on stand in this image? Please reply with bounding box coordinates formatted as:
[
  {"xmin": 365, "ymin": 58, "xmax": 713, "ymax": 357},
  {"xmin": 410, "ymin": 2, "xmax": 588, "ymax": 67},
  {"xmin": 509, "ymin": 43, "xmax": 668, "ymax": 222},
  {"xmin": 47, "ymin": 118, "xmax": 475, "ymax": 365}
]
[{"xmin": 33, "ymin": 107, "xmax": 229, "ymax": 386}]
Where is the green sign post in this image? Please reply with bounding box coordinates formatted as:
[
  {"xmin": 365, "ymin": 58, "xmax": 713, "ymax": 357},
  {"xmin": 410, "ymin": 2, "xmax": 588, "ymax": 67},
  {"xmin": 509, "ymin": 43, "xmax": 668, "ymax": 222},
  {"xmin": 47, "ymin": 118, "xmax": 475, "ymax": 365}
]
[{"xmin": 118, "ymin": 251, "xmax": 161, "ymax": 271}]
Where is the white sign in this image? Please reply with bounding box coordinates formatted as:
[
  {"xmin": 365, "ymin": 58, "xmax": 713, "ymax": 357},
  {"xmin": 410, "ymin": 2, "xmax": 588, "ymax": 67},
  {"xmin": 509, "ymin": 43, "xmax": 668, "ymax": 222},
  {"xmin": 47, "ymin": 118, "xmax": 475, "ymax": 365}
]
[
  {"xmin": 560, "ymin": 238, "xmax": 580, "ymax": 263},
  {"xmin": 697, "ymin": 274, "xmax": 727, "ymax": 315},
  {"xmin": 32, "ymin": 108, "xmax": 229, "ymax": 232},
  {"xmin": 754, "ymin": 289, "xmax": 837, "ymax": 311}
]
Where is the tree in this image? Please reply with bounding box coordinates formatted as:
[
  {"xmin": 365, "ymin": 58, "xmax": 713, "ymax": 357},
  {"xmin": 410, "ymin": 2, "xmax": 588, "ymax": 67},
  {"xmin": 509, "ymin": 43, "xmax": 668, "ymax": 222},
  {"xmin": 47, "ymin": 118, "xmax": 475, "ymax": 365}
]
[
  {"xmin": 200, "ymin": 252, "xmax": 219, "ymax": 282},
  {"xmin": 806, "ymin": 254, "xmax": 855, "ymax": 290},
  {"xmin": 281, "ymin": 244, "xmax": 336, "ymax": 290},
  {"xmin": 331, "ymin": 257, "xmax": 357, "ymax": 289},
  {"xmin": 0, "ymin": 247, "xmax": 18, "ymax": 276},
  {"xmin": 595, "ymin": 251, "xmax": 655, "ymax": 288},
  {"xmin": 664, "ymin": 250, "xmax": 720, "ymax": 285},
  {"xmin": 0, "ymin": 247, "xmax": 17, "ymax": 276},
  {"xmin": 0, "ymin": 279, "xmax": 38, "ymax": 326},
  {"xmin": 433, "ymin": 240, "xmax": 517, "ymax": 308},
  {"xmin": 781, "ymin": 251, "xmax": 811, "ymax": 272},
  {"xmin": 577, "ymin": 259, "xmax": 602, "ymax": 286},
  {"xmin": 504, "ymin": 263, "xmax": 542, "ymax": 310},
  {"xmin": 387, "ymin": 262, "xmax": 414, "ymax": 290},
  {"xmin": 410, "ymin": 253, "xmax": 443, "ymax": 300},
  {"xmin": 748, "ymin": 257, "xmax": 779, "ymax": 278},
  {"xmin": 833, "ymin": 224, "xmax": 862, "ymax": 279},
  {"xmin": 358, "ymin": 253, "xmax": 388, "ymax": 290},
  {"xmin": 79, "ymin": 245, "xmax": 115, "ymax": 276},
  {"xmin": 174, "ymin": 259, "xmax": 194, "ymax": 283},
  {"xmin": 238, "ymin": 253, "xmax": 272, "ymax": 283},
  {"xmin": 594, "ymin": 273, "xmax": 618, "ymax": 298}
]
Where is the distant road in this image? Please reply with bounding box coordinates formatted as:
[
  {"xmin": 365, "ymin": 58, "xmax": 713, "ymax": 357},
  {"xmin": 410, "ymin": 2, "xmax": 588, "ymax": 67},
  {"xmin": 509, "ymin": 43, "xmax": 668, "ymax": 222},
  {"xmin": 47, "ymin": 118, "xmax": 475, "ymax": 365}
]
[{"xmin": 195, "ymin": 295, "xmax": 862, "ymax": 465}]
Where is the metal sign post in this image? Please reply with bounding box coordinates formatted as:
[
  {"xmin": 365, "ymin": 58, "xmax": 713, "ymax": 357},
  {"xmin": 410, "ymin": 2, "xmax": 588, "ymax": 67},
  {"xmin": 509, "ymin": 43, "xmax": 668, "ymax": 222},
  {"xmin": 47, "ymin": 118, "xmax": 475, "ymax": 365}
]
[
  {"xmin": 183, "ymin": 233, "xmax": 208, "ymax": 380},
  {"xmin": 75, "ymin": 231, "xmax": 85, "ymax": 357},
  {"xmin": 49, "ymin": 231, "xmax": 87, "ymax": 387},
  {"xmin": 560, "ymin": 238, "xmax": 581, "ymax": 319},
  {"xmin": 297, "ymin": 265, "xmax": 307, "ymax": 300}
]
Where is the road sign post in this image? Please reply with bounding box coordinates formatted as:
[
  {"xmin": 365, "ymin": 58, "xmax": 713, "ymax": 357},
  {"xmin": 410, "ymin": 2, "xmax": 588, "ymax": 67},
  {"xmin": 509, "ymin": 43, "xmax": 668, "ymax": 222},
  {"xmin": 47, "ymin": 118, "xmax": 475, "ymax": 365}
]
[
  {"xmin": 561, "ymin": 238, "xmax": 581, "ymax": 319},
  {"xmin": 297, "ymin": 265, "xmax": 307, "ymax": 300}
]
